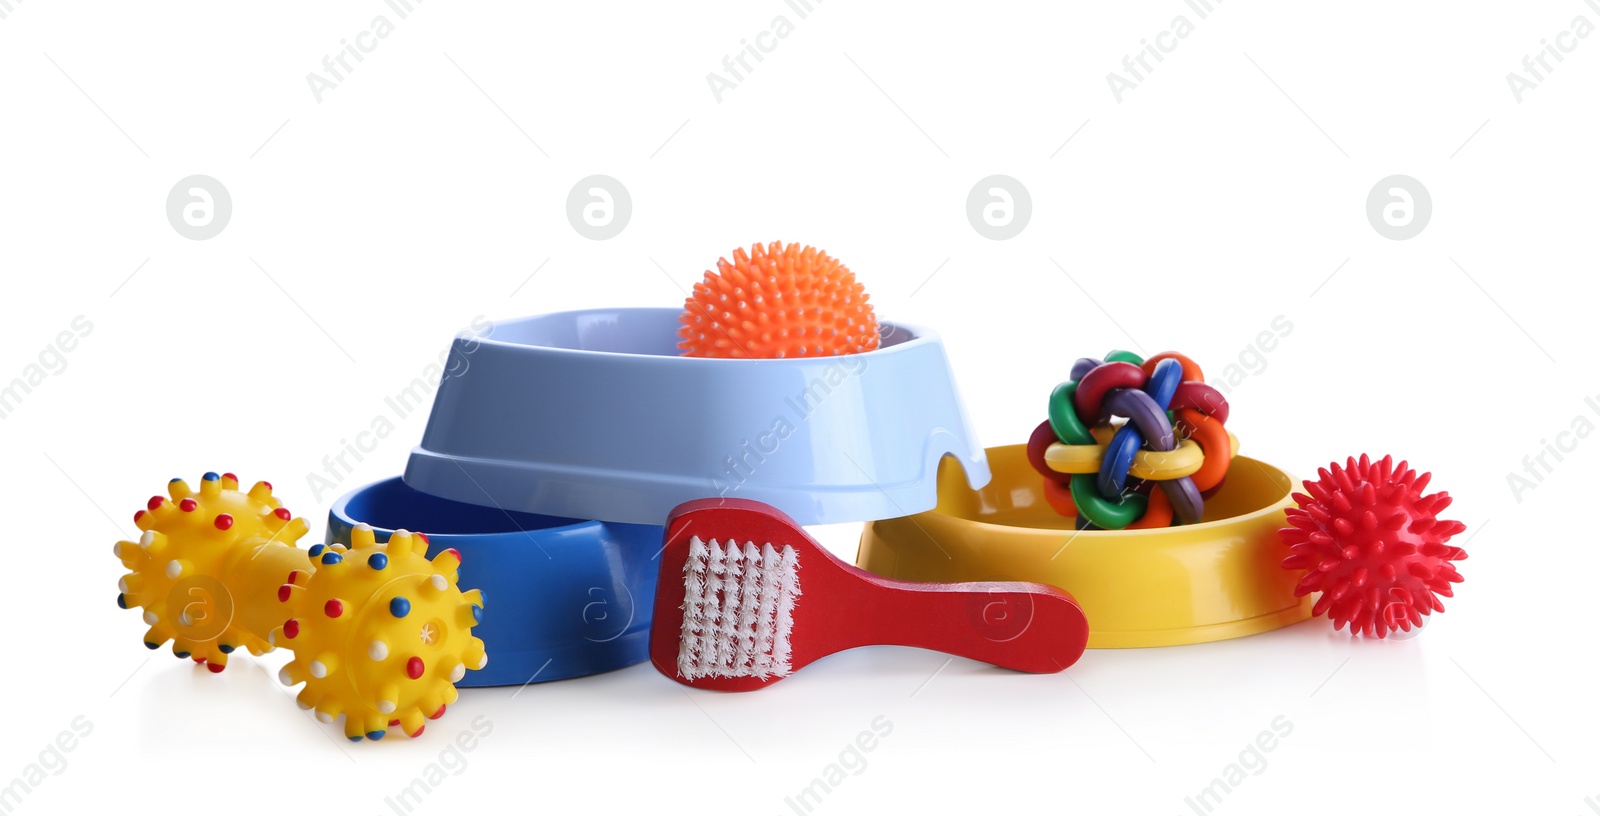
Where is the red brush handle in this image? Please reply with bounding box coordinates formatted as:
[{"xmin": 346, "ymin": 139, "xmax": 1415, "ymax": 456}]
[{"xmin": 836, "ymin": 568, "xmax": 1089, "ymax": 674}]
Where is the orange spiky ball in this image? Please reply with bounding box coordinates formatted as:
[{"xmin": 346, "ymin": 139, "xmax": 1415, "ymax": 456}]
[{"xmin": 677, "ymin": 241, "xmax": 880, "ymax": 359}]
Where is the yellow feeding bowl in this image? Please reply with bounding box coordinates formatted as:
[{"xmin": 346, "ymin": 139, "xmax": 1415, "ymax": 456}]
[{"xmin": 856, "ymin": 445, "xmax": 1312, "ymax": 648}]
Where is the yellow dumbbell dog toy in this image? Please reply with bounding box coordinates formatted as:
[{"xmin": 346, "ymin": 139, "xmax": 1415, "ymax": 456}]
[{"xmin": 114, "ymin": 472, "xmax": 487, "ymax": 741}]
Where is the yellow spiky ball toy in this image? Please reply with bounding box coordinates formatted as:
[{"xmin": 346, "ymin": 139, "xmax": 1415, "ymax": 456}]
[{"xmin": 114, "ymin": 472, "xmax": 487, "ymax": 741}]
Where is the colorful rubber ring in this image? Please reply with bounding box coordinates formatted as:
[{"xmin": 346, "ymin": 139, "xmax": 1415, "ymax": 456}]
[
  {"xmin": 1048, "ymin": 382, "xmax": 1096, "ymax": 446},
  {"xmin": 1069, "ymin": 357, "xmax": 1105, "ymax": 382},
  {"xmin": 1142, "ymin": 358, "xmax": 1183, "ymax": 418},
  {"xmin": 1158, "ymin": 475, "xmax": 1205, "ymax": 524},
  {"xmin": 1170, "ymin": 381, "xmax": 1230, "ymax": 425},
  {"xmin": 1103, "ymin": 387, "xmax": 1177, "ymax": 450},
  {"xmin": 1044, "ymin": 437, "xmax": 1207, "ymax": 479},
  {"xmin": 1042, "ymin": 477, "xmax": 1078, "ymax": 516},
  {"xmin": 1191, "ymin": 433, "xmax": 1241, "ymax": 500},
  {"xmin": 1071, "ymin": 473, "xmax": 1146, "ymax": 530},
  {"xmin": 1096, "ymin": 358, "xmax": 1181, "ymax": 497},
  {"xmin": 1126, "ymin": 486, "xmax": 1174, "ymax": 529},
  {"xmin": 1099, "ymin": 422, "xmax": 1145, "ymax": 497},
  {"xmin": 1104, "ymin": 350, "xmax": 1145, "ymax": 366},
  {"xmin": 1176, "ymin": 409, "xmax": 1233, "ymax": 492},
  {"xmin": 1129, "ymin": 439, "xmax": 1204, "ymax": 481},
  {"xmin": 1026, "ymin": 420, "xmax": 1060, "ymax": 479},
  {"xmin": 1043, "ymin": 440, "xmax": 1105, "ymax": 474},
  {"xmin": 1141, "ymin": 351, "xmax": 1204, "ymax": 384},
  {"xmin": 1099, "ymin": 357, "xmax": 1182, "ymax": 436},
  {"xmin": 1073, "ymin": 362, "xmax": 1146, "ymax": 422}
]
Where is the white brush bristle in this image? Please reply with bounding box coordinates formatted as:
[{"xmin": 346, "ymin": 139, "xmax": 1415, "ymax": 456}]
[{"xmin": 678, "ymin": 536, "xmax": 801, "ymax": 680}]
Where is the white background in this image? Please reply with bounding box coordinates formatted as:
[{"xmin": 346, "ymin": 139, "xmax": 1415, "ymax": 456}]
[{"xmin": 2, "ymin": 1, "xmax": 1596, "ymax": 814}]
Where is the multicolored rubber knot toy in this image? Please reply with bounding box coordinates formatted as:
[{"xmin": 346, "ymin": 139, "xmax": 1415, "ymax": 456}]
[{"xmin": 1027, "ymin": 351, "xmax": 1237, "ymax": 530}]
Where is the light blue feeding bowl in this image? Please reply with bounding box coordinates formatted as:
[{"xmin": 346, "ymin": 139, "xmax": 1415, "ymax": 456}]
[
  {"xmin": 327, "ymin": 477, "xmax": 662, "ymax": 687},
  {"xmin": 404, "ymin": 307, "xmax": 990, "ymax": 526}
]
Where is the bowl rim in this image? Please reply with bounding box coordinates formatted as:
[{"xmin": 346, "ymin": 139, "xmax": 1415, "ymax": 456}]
[
  {"xmin": 918, "ymin": 448, "xmax": 1296, "ymax": 542},
  {"xmin": 469, "ymin": 306, "xmax": 937, "ymax": 363},
  {"xmin": 328, "ymin": 476, "xmax": 616, "ymax": 542}
]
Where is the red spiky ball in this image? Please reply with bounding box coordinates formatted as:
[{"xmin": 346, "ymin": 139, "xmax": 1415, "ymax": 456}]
[{"xmin": 1279, "ymin": 454, "xmax": 1467, "ymax": 638}]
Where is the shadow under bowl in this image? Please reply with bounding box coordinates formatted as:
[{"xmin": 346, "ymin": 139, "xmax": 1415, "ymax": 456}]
[
  {"xmin": 857, "ymin": 445, "xmax": 1312, "ymax": 648},
  {"xmin": 327, "ymin": 477, "xmax": 662, "ymax": 687}
]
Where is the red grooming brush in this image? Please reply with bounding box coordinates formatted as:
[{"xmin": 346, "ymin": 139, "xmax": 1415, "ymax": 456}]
[{"xmin": 649, "ymin": 499, "xmax": 1089, "ymax": 691}]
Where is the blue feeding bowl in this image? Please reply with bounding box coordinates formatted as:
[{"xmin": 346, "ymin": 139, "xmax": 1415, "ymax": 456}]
[
  {"xmin": 327, "ymin": 477, "xmax": 661, "ymax": 688},
  {"xmin": 404, "ymin": 307, "xmax": 990, "ymax": 526}
]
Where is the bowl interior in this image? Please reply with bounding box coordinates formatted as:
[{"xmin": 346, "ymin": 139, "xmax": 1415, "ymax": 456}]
[
  {"xmin": 482, "ymin": 307, "xmax": 916, "ymax": 357},
  {"xmin": 938, "ymin": 445, "xmax": 1293, "ymax": 532},
  {"xmin": 339, "ymin": 477, "xmax": 587, "ymax": 537}
]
